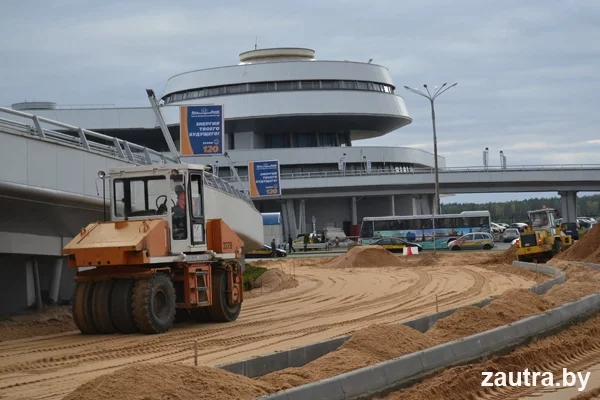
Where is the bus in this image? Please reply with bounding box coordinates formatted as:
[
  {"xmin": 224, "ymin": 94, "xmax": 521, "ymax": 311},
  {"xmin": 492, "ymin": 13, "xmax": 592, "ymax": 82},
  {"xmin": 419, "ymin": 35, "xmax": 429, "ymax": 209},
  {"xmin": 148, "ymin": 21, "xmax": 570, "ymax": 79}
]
[{"xmin": 359, "ymin": 211, "xmax": 492, "ymax": 250}]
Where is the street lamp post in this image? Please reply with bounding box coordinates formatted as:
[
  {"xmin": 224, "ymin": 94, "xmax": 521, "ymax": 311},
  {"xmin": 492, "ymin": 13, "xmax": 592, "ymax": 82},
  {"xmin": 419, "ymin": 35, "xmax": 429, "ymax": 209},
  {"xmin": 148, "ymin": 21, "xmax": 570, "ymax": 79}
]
[{"xmin": 404, "ymin": 83, "xmax": 457, "ymax": 215}]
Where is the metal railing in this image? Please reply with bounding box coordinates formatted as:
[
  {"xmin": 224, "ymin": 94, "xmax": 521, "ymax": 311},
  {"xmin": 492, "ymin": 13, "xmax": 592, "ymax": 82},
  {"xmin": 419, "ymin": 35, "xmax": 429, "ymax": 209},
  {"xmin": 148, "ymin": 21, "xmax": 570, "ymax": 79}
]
[
  {"xmin": 203, "ymin": 171, "xmax": 256, "ymax": 209},
  {"xmin": 0, "ymin": 106, "xmax": 178, "ymax": 165},
  {"xmin": 222, "ymin": 163, "xmax": 600, "ymax": 182}
]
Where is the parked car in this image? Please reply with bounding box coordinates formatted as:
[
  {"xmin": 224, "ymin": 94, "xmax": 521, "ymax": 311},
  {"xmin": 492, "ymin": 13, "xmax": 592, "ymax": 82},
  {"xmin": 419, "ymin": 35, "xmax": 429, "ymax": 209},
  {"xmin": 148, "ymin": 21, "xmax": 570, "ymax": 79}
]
[
  {"xmin": 509, "ymin": 222, "xmax": 528, "ymax": 233},
  {"xmin": 368, "ymin": 237, "xmax": 423, "ymax": 253},
  {"xmin": 447, "ymin": 232, "xmax": 495, "ymax": 251},
  {"xmin": 491, "ymin": 223, "xmax": 506, "ymax": 233},
  {"xmin": 503, "ymin": 228, "xmax": 520, "ymax": 243},
  {"xmin": 560, "ymin": 222, "xmax": 580, "ymax": 241},
  {"xmin": 245, "ymin": 244, "xmax": 287, "ymax": 258}
]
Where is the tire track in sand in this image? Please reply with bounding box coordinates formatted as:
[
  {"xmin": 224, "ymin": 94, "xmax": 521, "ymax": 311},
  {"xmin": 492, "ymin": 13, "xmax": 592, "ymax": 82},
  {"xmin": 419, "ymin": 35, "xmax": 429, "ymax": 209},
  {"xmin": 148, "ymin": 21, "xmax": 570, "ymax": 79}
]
[{"xmin": 0, "ymin": 263, "xmax": 535, "ymax": 400}]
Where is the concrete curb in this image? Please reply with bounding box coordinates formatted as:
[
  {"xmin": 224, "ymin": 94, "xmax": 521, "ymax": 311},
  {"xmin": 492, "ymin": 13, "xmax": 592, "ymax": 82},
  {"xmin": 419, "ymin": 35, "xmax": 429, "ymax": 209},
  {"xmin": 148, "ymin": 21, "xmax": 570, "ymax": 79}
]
[
  {"xmin": 217, "ymin": 261, "xmax": 565, "ymax": 378},
  {"xmin": 253, "ymin": 262, "xmax": 600, "ymax": 400}
]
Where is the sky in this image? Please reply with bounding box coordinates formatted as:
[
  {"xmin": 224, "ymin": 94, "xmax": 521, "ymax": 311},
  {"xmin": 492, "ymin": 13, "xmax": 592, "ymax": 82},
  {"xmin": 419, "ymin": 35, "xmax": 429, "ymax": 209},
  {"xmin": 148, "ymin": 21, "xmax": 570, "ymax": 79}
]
[{"xmin": 1, "ymin": 0, "xmax": 599, "ymax": 204}]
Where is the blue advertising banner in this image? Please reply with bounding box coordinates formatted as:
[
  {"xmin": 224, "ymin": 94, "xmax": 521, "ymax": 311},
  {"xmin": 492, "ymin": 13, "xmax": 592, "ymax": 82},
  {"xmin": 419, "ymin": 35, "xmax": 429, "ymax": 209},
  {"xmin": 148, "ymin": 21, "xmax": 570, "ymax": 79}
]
[
  {"xmin": 179, "ymin": 105, "xmax": 224, "ymax": 155},
  {"xmin": 248, "ymin": 160, "xmax": 281, "ymax": 197}
]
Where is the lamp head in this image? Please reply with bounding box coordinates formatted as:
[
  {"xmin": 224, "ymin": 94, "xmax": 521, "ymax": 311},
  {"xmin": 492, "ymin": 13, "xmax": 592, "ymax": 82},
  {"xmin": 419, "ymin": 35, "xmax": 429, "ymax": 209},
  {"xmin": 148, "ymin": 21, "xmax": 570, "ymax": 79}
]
[{"xmin": 97, "ymin": 170, "xmax": 106, "ymax": 179}]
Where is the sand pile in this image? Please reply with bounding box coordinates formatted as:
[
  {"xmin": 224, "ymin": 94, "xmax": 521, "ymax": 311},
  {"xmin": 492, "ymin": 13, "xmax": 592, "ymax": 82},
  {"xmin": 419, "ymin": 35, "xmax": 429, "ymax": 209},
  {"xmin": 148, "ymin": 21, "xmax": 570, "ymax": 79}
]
[
  {"xmin": 253, "ymin": 269, "xmax": 297, "ymax": 290},
  {"xmin": 542, "ymin": 281, "xmax": 600, "ymax": 305},
  {"xmin": 245, "ymin": 268, "xmax": 298, "ymax": 299},
  {"xmin": 324, "ymin": 246, "xmax": 408, "ymax": 269},
  {"xmin": 483, "ymin": 288, "xmax": 554, "ymax": 322},
  {"xmin": 425, "ymin": 306, "xmax": 507, "ymax": 343},
  {"xmin": 380, "ymin": 312, "xmax": 600, "ymax": 400},
  {"xmin": 258, "ymin": 323, "xmax": 434, "ymax": 391},
  {"xmin": 427, "ymin": 289, "xmax": 554, "ymax": 342},
  {"xmin": 477, "ymin": 246, "xmax": 517, "ymax": 265},
  {"xmin": 0, "ymin": 306, "xmax": 76, "ymax": 342},
  {"xmin": 416, "ymin": 253, "xmax": 439, "ymax": 267},
  {"xmin": 556, "ymin": 223, "xmax": 600, "ymax": 263},
  {"xmin": 341, "ymin": 324, "xmax": 436, "ymax": 361},
  {"xmin": 64, "ymin": 363, "xmax": 274, "ymax": 400}
]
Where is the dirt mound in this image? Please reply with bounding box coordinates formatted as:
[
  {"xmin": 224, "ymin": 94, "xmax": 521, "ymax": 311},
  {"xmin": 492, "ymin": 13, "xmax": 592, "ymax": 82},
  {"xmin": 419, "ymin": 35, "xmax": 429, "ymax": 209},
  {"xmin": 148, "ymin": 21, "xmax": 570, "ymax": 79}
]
[
  {"xmin": 495, "ymin": 245, "xmax": 518, "ymax": 264},
  {"xmin": 341, "ymin": 323, "xmax": 435, "ymax": 361},
  {"xmin": 381, "ymin": 310, "xmax": 600, "ymax": 400},
  {"xmin": 428, "ymin": 289, "xmax": 556, "ymax": 343},
  {"xmin": 477, "ymin": 246, "xmax": 517, "ymax": 266},
  {"xmin": 64, "ymin": 363, "xmax": 274, "ymax": 400},
  {"xmin": 543, "ymin": 281, "xmax": 600, "ymax": 305},
  {"xmin": 416, "ymin": 253, "xmax": 439, "ymax": 266},
  {"xmin": 253, "ymin": 268, "xmax": 297, "ymax": 289},
  {"xmin": 556, "ymin": 223, "xmax": 600, "ymax": 262},
  {"xmin": 258, "ymin": 323, "xmax": 434, "ymax": 391},
  {"xmin": 483, "ymin": 288, "xmax": 554, "ymax": 322},
  {"xmin": 324, "ymin": 246, "xmax": 408, "ymax": 269},
  {"xmin": 425, "ymin": 306, "xmax": 507, "ymax": 343},
  {"xmin": 0, "ymin": 306, "xmax": 76, "ymax": 342},
  {"xmin": 245, "ymin": 268, "xmax": 299, "ymax": 299}
]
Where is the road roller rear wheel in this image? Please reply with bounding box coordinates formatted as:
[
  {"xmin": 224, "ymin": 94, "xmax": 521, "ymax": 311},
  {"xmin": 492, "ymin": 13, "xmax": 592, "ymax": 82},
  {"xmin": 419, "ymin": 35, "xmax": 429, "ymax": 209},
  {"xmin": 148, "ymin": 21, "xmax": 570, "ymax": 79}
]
[
  {"xmin": 72, "ymin": 282, "xmax": 97, "ymax": 334},
  {"xmin": 132, "ymin": 274, "xmax": 176, "ymax": 334},
  {"xmin": 110, "ymin": 279, "xmax": 138, "ymax": 334},
  {"xmin": 91, "ymin": 280, "xmax": 116, "ymax": 334},
  {"xmin": 208, "ymin": 269, "xmax": 241, "ymax": 323}
]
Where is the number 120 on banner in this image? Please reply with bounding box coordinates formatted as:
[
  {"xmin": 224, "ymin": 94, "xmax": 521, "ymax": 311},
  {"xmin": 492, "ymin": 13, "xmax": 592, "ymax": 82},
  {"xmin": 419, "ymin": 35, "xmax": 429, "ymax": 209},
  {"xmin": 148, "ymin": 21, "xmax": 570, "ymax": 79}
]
[
  {"xmin": 248, "ymin": 160, "xmax": 281, "ymax": 197},
  {"xmin": 179, "ymin": 105, "xmax": 224, "ymax": 156}
]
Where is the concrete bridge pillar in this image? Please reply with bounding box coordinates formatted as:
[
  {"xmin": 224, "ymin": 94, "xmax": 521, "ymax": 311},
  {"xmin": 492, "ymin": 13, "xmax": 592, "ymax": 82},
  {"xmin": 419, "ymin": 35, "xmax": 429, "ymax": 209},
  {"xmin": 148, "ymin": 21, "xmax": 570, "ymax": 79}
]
[
  {"xmin": 412, "ymin": 195, "xmax": 433, "ymax": 215},
  {"xmin": 389, "ymin": 195, "xmax": 396, "ymax": 216},
  {"xmin": 281, "ymin": 199, "xmax": 298, "ymax": 238},
  {"xmin": 49, "ymin": 257, "xmax": 65, "ymax": 304},
  {"xmin": 298, "ymin": 199, "xmax": 306, "ymax": 234},
  {"xmin": 559, "ymin": 191, "xmax": 578, "ymax": 222},
  {"xmin": 351, "ymin": 197, "xmax": 358, "ymax": 225}
]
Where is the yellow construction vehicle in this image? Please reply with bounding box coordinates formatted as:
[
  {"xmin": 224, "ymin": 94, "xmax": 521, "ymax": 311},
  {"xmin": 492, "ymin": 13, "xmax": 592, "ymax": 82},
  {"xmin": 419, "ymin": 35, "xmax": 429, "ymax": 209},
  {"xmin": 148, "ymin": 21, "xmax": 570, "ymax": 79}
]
[
  {"xmin": 515, "ymin": 208, "xmax": 572, "ymax": 262},
  {"xmin": 62, "ymin": 163, "xmax": 263, "ymax": 335}
]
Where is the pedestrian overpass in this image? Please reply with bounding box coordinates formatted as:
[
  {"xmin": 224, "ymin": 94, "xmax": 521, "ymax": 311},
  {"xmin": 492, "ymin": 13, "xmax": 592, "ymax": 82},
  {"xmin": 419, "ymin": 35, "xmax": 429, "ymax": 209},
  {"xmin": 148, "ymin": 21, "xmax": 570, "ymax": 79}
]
[{"xmin": 0, "ymin": 107, "xmax": 177, "ymax": 314}]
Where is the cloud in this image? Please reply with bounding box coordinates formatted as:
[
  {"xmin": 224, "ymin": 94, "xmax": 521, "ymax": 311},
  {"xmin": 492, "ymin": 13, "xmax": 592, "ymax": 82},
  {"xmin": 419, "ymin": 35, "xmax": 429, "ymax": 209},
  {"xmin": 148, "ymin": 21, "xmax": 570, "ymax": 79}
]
[{"xmin": 0, "ymin": 0, "xmax": 599, "ymax": 189}]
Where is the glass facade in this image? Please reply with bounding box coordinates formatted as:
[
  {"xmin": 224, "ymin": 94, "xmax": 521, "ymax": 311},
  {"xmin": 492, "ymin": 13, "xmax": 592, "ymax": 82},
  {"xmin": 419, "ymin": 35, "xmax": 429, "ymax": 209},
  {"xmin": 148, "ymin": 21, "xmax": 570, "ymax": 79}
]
[{"xmin": 163, "ymin": 79, "xmax": 395, "ymax": 104}]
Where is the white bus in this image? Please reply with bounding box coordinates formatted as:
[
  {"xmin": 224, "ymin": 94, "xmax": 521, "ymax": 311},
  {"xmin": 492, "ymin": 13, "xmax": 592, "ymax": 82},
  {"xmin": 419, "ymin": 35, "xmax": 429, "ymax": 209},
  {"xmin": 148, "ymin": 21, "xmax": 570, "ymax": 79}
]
[{"xmin": 359, "ymin": 211, "xmax": 492, "ymax": 250}]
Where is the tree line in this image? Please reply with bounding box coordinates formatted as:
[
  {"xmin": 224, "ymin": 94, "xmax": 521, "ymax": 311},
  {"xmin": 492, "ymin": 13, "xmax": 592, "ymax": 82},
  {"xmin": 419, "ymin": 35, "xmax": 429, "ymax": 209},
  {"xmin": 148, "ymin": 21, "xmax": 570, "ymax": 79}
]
[{"xmin": 442, "ymin": 194, "xmax": 600, "ymax": 224}]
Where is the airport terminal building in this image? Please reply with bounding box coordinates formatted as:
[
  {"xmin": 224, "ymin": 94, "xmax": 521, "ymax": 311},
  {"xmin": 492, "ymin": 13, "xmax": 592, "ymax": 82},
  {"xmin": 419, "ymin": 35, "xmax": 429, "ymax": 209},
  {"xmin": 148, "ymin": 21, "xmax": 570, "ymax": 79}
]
[{"xmin": 10, "ymin": 47, "xmax": 443, "ymax": 239}]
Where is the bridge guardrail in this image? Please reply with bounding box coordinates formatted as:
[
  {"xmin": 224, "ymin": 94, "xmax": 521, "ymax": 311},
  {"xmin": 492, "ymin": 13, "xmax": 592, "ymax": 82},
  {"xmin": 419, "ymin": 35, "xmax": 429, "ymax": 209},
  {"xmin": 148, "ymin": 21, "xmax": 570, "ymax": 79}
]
[
  {"xmin": 0, "ymin": 106, "xmax": 178, "ymax": 165},
  {"xmin": 221, "ymin": 163, "xmax": 600, "ymax": 183}
]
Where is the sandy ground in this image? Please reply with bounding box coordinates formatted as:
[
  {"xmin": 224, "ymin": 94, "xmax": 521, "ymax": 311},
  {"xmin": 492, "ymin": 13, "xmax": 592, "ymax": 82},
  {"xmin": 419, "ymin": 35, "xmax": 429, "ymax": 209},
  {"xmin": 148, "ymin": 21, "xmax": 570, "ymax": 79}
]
[
  {"xmin": 372, "ymin": 257, "xmax": 600, "ymax": 400},
  {"xmin": 0, "ymin": 252, "xmax": 536, "ymax": 400}
]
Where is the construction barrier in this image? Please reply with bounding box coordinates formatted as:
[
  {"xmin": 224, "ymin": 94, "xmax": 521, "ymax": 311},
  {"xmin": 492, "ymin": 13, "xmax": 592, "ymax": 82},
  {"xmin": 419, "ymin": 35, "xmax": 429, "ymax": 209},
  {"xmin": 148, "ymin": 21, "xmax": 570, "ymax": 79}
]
[
  {"xmin": 217, "ymin": 261, "xmax": 565, "ymax": 378},
  {"xmin": 402, "ymin": 246, "xmax": 419, "ymax": 255},
  {"xmin": 252, "ymin": 261, "xmax": 597, "ymax": 400}
]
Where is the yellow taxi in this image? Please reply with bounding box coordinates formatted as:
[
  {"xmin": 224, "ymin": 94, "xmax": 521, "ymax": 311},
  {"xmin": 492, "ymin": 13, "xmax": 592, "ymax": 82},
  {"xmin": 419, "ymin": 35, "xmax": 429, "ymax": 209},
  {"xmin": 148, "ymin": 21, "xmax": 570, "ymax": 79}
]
[
  {"xmin": 368, "ymin": 237, "xmax": 423, "ymax": 253},
  {"xmin": 447, "ymin": 232, "xmax": 495, "ymax": 251},
  {"xmin": 245, "ymin": 245, "xmax": 287, "ymax": 258}
]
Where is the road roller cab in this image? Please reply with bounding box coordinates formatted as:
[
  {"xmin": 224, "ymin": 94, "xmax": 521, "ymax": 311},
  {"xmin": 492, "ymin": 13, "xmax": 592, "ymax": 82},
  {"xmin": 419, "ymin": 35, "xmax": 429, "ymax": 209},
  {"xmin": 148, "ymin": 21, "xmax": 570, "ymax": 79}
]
[{"xmin": 62, "ymin": 164, "xmax": 260, "ymax": 335}]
